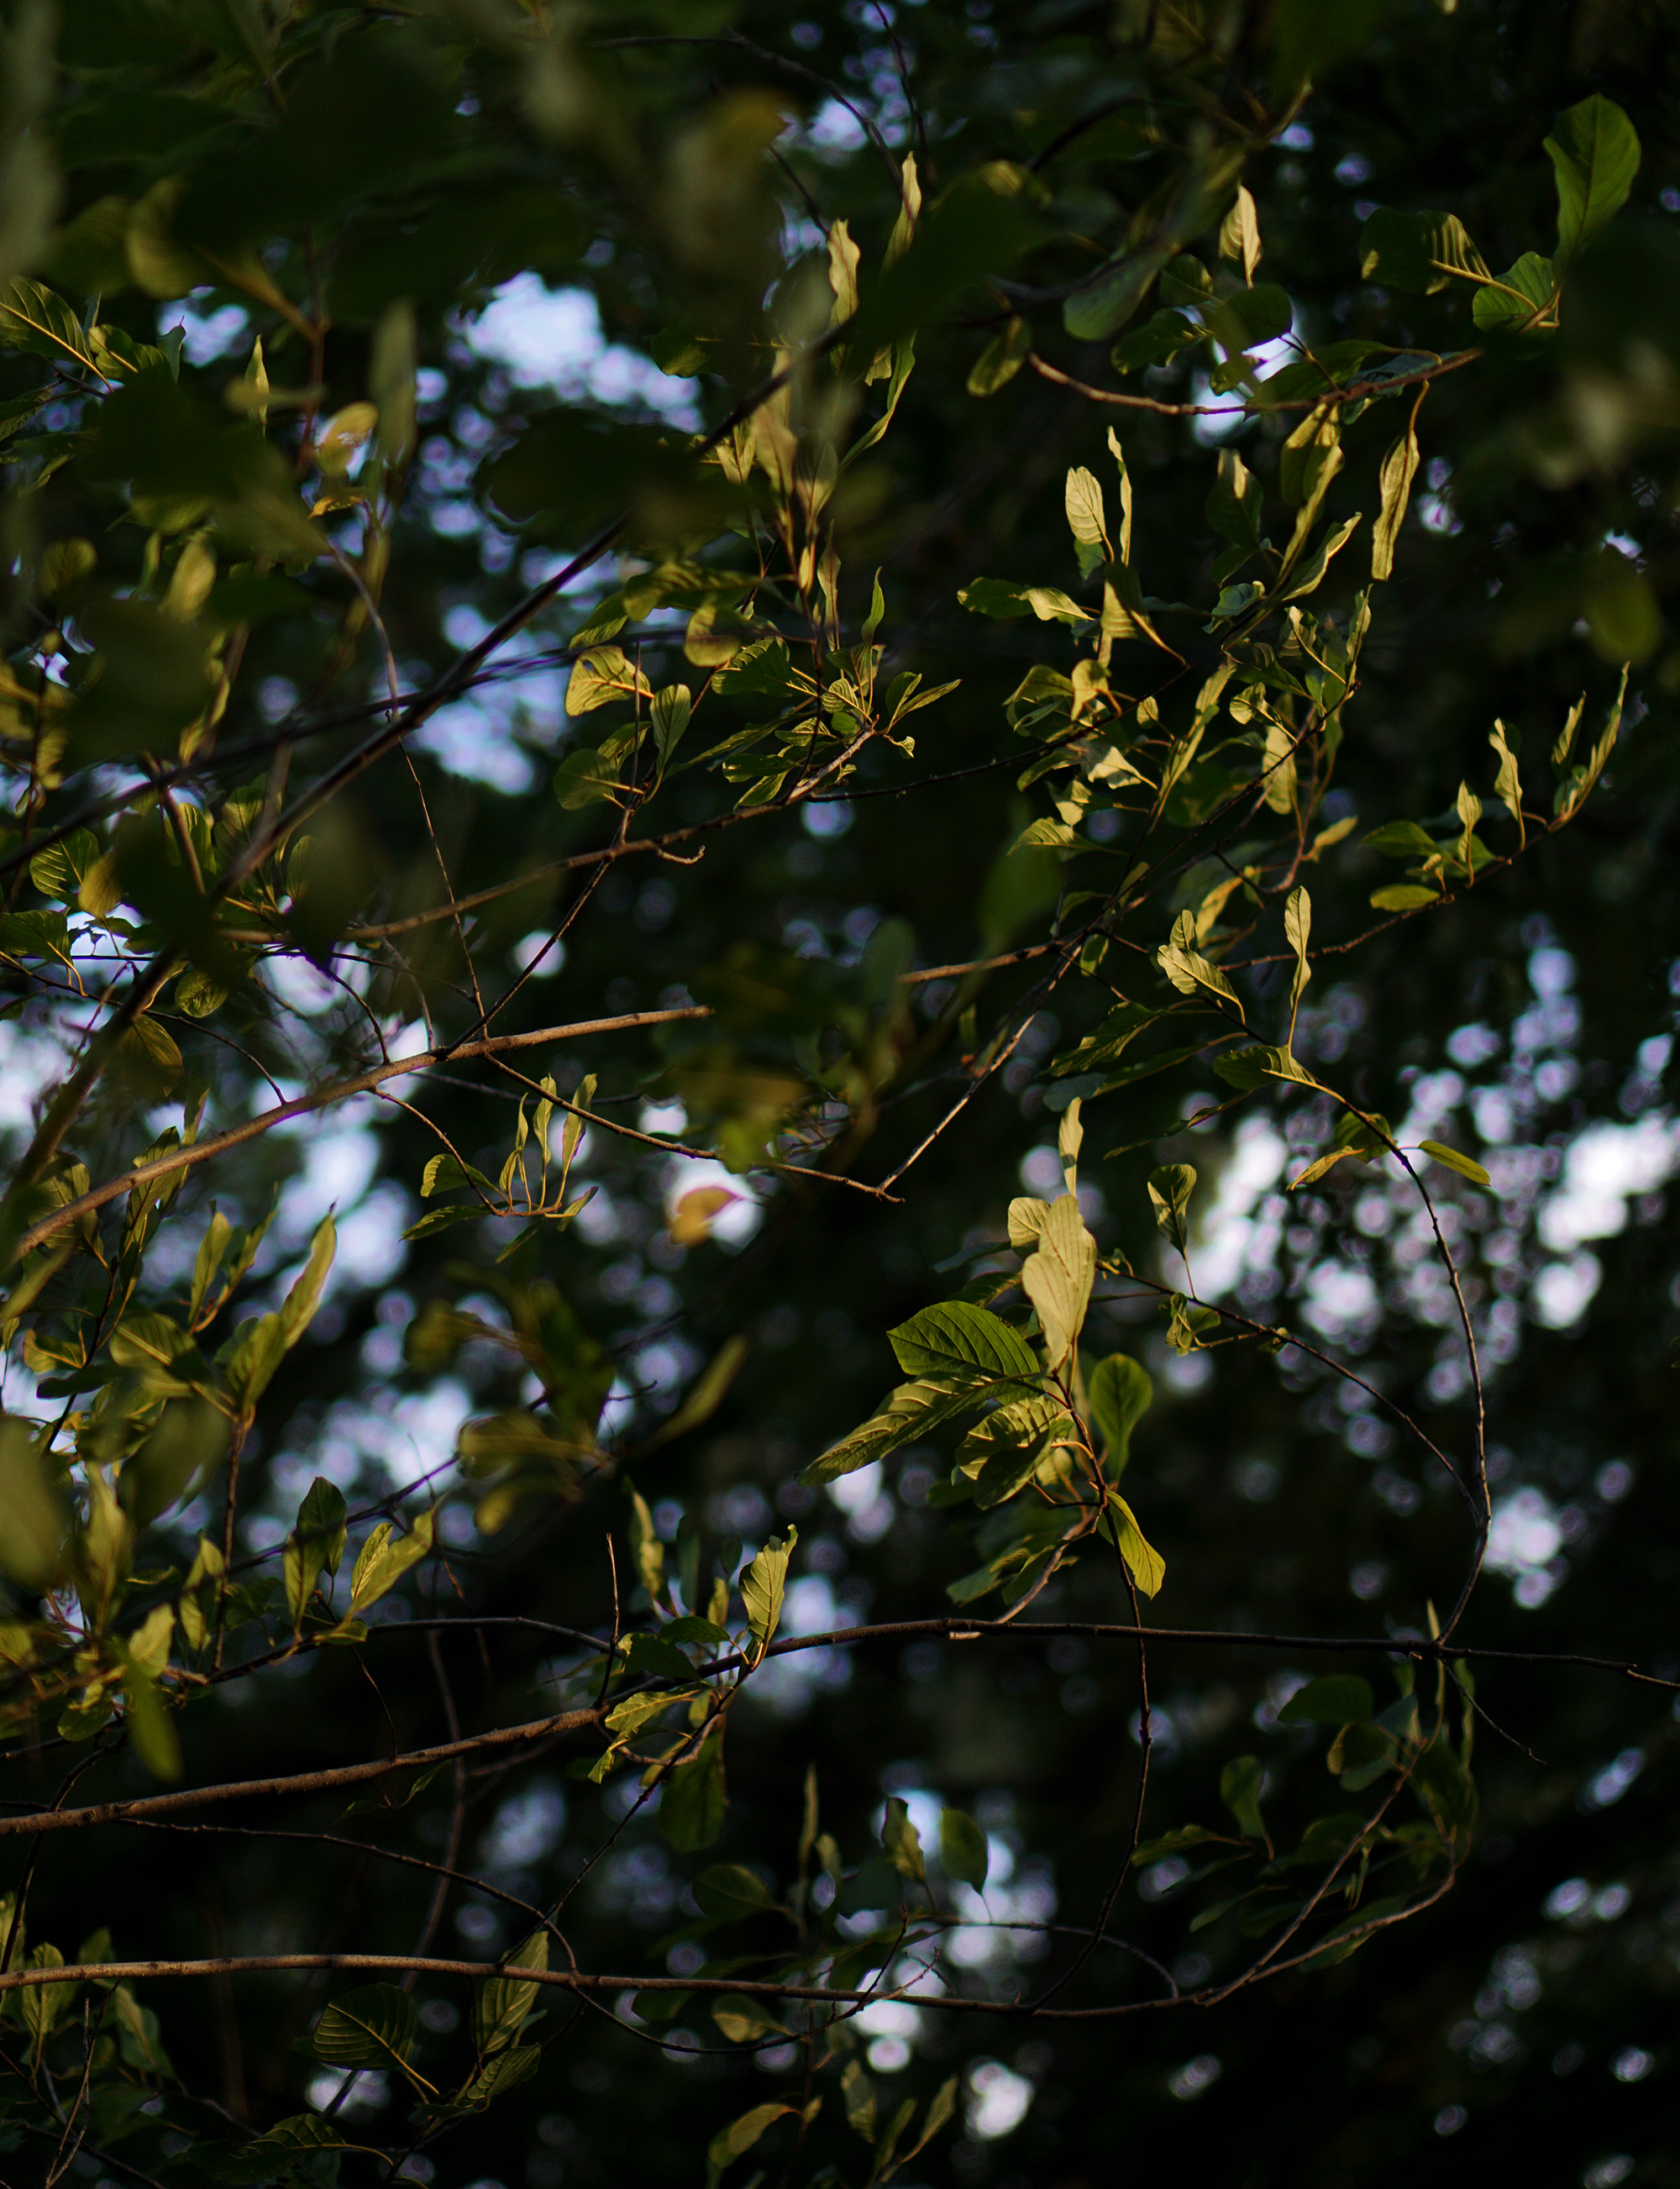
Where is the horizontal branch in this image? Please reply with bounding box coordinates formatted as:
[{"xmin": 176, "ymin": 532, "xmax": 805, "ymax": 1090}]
[
  {"xmin": 740, "ymin": 1617, "xmax": 1680, "ymax": 1690},
  {"xmin": 1029, "ymin": 344, "xmax": 1482, "ymax": 417},
  {"xmin": 9, "ymin": 1003, "xmax": 837, "ymax": 1262},
  {"xmin": 0, "ymin": 1950, "xmax": 1225, "ymax": 2021},
  {"xmin": 0, "ymin": 1704, "xmax": 602, "ymax": 1840}
]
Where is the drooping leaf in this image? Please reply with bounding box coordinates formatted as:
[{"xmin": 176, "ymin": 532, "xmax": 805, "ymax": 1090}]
[
  {"xmin": 1146, "ymin": 1163, "xmax": 1196, "ymax": 1259},
  {"xmin": 739, "ymin": 1526, "xmax": 796, "ymax": 1650},
  {"xmin": 1086, "ymin": 1354, "xmax": 1153, "ymax": 1477},
  {"xmin": 940, "ymin": 1807, "xmax": 990, "ymax": 1892},
  {"xmin": 1543, "ymin": 95, "xmax": 1641, "ymax": 260},
  {"xmin": 475, "ymin": 1930, "xmax": 549, "ymax": 2057},
  {"xmin": 1105, "ymin": 1491, "xmax": 1165, "ymax": 1598},
  {"xmin": 1371, "ymin": 414, "xmax": 1421, "ymax": 581},
  {"xmin": 1220, "ymin": 1755, "xmax": 1268, "ymax": 1840},
  {"xmin": 1018, "ymin": 1194, "xmax": 1095, "ymax": 1368},
  {"xmin": 881, "ymin": 1794, "xmax": 925, "ymax": 1882},
  {"xmin": 661, "ymin": 1725, "xmax": 727, "ymax": 1853},
  {"xmin": 968, "ymin": 314, "xmax": 1031, "ymax": 395}
]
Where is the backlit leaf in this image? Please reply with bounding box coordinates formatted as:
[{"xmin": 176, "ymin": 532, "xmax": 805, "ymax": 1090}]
[
  {"xmin": 1087, "ymin": 1353, "xmax": 1152, "ymax": 1477},
  {"xmin": 1544, "ymin": 95, "xmax": 1640, "ymax": 260}
]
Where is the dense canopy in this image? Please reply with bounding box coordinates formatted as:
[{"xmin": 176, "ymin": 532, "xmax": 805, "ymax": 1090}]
[{"xmin": 0, "ymin": 4, "xmax": 1675, "ymax": 2187}]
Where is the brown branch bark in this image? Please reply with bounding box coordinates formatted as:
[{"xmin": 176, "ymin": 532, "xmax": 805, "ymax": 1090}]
[{"xmin": 0, "ymin": 1704, "xmax": 602, "ymax": 1840}]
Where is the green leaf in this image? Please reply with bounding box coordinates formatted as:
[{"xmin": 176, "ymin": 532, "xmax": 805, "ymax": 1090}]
[
  {"xmin": 705, "ymin": 2102, "xmax": 797, "ymax": 2189},
  {"xmin": 401, "ymin": 1205, "xmax": 480, "ymax": 1244},
  {"xmin": 1105, "ymin": 1490, "xmax": 1165, "ymax": 1598},
  {"xmin": 1362, "ymin": 819, "xmax": 1437, "ymax": 858},
  {"xmin": 605, "ymin": 1688, "xmax": 688, "ymax": 1738},
  {"xmin": 887, "ymin": 1300, "xmax": 1039, "ymax": 1383},
  {"xmin": 475, "ymin": 1930, "xmax": 548, "ymax": 2056},
  {"xmin": 1369, "ymin": 883, "xmax": 1439, "ymax": 911},
  {"xmin": 0, "ymin": 1419, "xmax": 68, "ymax": 1588},
  {"xmin": 1220, "ymin": 183, "xmax": 1263, "ymax": 281},
  {"xmin": 29, "ymin": 827, "xmax": 103, "ymax": 904},
  {"xmin": 1471, "ymin": 251, "xmax": 1557, "ymax": 333},
  {"xmin": 1268, "ymin": 0, "xmax": 1383, "ymax": 90},
  {"xmin": 565, "ymin": 643, "xmax": 654, "ymax": 716},
  {"xmin": 1220, "ymin": 1755, "xmax": 1268, "ymax": 1840},
  {"xmin": 1158, "ymin": 911, "xmax": 1244, "ymax": 1017},
  {"xmin": 1544, "ymin": 95, "xmax": 1641, "ymax": 260},
  {"xmin": 1488, "ymin": 720, "xmax": 1524, "ymax": 840},
  {"xmin": 1296, "ymin": 1893, "xmax": 1416, "ymax": 1969},
  {"xmin": 1371, "ymin": 411, "xmax": 1422, "ymax": 582},
  {"xmin": 1358, "ymin": 207, "xmax": 1488, "ymax": 295},
  {"xmin": 693, "ymin": 1862, "xmax": 776, "ymax": 1919},
  {"xmin": 803, "ymin": 1376, "xmax": 984, "ymax": 1484},
  {"xmin": 1206, "ymin": 447, "xmax": 1263, "ymax": 550},
  {"xmin": 445, "ymin": 2042, "xmax": 542, "ymax": 2115},
  {"xmin": 651, "ymin": 683, "xmax": 691, "ymax": 768},
  {"xmin": 711, "ymin": 1994, "xmax": 787, "ymax": 2043},
  {"xmin": 197, "ymin": 2113, "xmax": 386, "ymax": 2183},
  {"xmin": 1146, "ymin": 1163, "xmax": 1196, "ymax": 1259},
  {"xmin": 278, "ymin": 1215, "xmax": 334, "ymax": 1348},
  {"xmin": 882, "ymin": 1794, "xmax": 925, "ymax": 1882},
  {"xmin": 661, "ymin": 1726, "xmax": 727, "ymax": 1853},
  {"xmin": 118, "ymin": 1013, "xmax": 185, "ymax": 1093},
  {"xmin": 118, "ymin": 1649, "xmax": 181, "ymax": 1781},
  {"xmin": 0, "ymin": 278, "xmax": 97, "ymax": 372},
  {"xmin": 740, "ymin": 1526, "xmax": 796, "ymax": 1650},
  {"xmin": 1131, "ymin": 1823, "xmax": 1226, "ymax": 1865},
  {"xmin": 637, "ymin": 1335, "xmax": 748, "ymax": 1454},
  {"xmin": 1018, "ymin": 1193, "xmax": 1095, "ymax": 1368},
  {"xmin": 1284, "ymin": 511, "xmax": 1362, "ymax": 602},
  {"xmin": 553, "ymin": 747, "xmax": 621, "ymax": 809},
  {"xmin": 958, "ymin": 1391, "xmax": 1077, "ymax": 1496},
  {"xmin": 302, "ymin": 1985, "xmax": 428, "ymax": 2089},
  {"xmin": 1278, "ymin": 1674, "xmax": 1374, "ymax": 1725},
  {"xmin": 1285, "ymin": 885, "xmax": 1312, "ymax": 1028},
  {"xmin": 1418, "ymin": 1139, "xmax": 1491, "ymax": 1187},
  {"xmin": 1086, "ymin": 1353, "xmax": 1152, "ymax": 1477},
  {"xmin": 1583, "ymin": 561, "xmax": 1663, "ymax": 664},
  {"xmin": 1063, "ymin": 248, "xmax": 1168, "ymax": 342},
  {"xmin": 348, "ymin": 1510, "xmax": 434, "ymax": 1614},
  {"xmin": 968, "ymin": 314, "xmax": 1032, "ymax": 396},
  {"xmin": 1206, "ymin": 282, "xmax": 1292, "ymax": 352},
  {"xmin": 957, "ymin": 577, "xmax": 1093, "ymax": 624},
  {"xmin": 284, "ymin": 1473, "xmax": 349, "ymax": 1630},
  {"xmin": 1064, "ymin": 465, "xmax": 1109, "ymax": 556},
  {"xmin": 940, "ymin": 1807, "xmax": 990, "ymax": 1892},
  {"xmin": 218, "ymin": 1312, "xmax": 286, "ymax": 1411},
  {"xmin": 1110, "ymin": 306, "xmax": 1203, "ymax": 376},
  {"xmin": 843, "ymin": 2057, "xmax": 876, "ymax": 2140},
  {"xmin": 626, "ymin": 1483, "xmax": 666, "ymax": 1604}
]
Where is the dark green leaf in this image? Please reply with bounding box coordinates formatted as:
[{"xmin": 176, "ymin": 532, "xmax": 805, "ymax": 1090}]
[
  {"xmin": 1278, "ymin": 1674, "xmax": 1374, "ymax": 1726},
  {"xmin": 1220, "ymin": 1755, "xmax": 1268, "ymax": 1840},
  {"xmin": 1544, "ymin": 95, "xmax": 1641, "ymax": 260}
]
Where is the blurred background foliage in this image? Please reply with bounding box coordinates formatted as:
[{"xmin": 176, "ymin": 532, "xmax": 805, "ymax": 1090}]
[{"xmin": 0, "ymin": 2, "xmax": 1677, "ymax": 2186}]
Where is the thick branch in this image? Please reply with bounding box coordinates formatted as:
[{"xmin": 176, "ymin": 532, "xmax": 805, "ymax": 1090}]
[{"xmin": 0, "ymin": 1704, "xmax": 602, "ymax": 1839}]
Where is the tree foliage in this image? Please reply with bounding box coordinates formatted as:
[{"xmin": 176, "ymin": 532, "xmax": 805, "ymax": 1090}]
[{"xmin": 0, "ymin": 3, "xmax": 1675, "ymax": 2185}]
